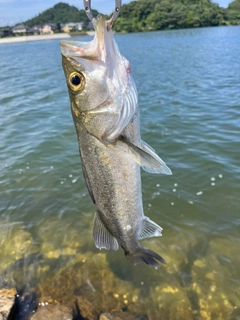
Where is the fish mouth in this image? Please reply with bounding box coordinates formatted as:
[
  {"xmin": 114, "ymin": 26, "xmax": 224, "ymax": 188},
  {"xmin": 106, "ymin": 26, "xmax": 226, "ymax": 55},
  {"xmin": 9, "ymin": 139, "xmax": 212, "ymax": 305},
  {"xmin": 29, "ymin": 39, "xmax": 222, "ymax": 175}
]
[
  {"xmin": 60, "ymin": 40, "xmax": 93, "ymax": 58},
  {"xmin": 60, "ymin": 14, "xmax": 111, "ymax": 62},
  {"xmin": 60, "ymin": 40, "xmax": 82, "ymax": 52}
]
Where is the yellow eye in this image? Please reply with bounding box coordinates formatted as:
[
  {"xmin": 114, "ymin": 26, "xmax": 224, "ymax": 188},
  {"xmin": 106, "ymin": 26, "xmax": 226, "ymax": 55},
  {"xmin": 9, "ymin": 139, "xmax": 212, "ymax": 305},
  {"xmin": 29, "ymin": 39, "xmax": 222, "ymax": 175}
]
[{"xmin": 68, "ymin": 72, "xmax": 84, "ymax": 91}]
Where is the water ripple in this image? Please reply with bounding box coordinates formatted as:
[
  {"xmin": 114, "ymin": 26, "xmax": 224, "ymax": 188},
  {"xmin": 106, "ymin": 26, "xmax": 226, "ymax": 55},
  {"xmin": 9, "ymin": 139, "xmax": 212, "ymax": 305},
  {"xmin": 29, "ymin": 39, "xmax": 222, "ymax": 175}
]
[{"xmin": 0, "ymin": 27, "xmax": 240, "ymax": 318}]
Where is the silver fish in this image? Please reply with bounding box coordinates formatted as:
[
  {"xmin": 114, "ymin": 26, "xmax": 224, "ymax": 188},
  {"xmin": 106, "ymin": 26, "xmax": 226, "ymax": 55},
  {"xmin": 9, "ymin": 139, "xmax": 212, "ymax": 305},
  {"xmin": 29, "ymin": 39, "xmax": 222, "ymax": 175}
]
[{"xmin": 60, "ymin": 14, "xmax": 172, "ymax": 269}]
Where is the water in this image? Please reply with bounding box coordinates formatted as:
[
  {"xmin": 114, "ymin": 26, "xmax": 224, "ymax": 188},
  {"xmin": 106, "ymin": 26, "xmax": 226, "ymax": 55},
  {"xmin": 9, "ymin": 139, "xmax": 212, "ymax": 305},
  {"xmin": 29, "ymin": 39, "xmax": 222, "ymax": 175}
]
[{"xmin": 0, "ymin": 26, "xmax": 240, "ymax": 319}]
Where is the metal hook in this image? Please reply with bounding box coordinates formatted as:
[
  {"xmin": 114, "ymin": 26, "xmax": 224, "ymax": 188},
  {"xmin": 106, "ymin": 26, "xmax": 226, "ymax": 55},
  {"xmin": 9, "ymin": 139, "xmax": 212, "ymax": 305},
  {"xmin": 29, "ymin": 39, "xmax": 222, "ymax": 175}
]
[
  {"xmin": 83, "ymin": 0, "xmax": 94, "ymax": 24},
  {"xmin": 83, "ymin": 0, "xmax": 122, "ymax": 28},
  {"xmin": 110, "ymin": 0, "xmax": 122, "ymax": 23}
]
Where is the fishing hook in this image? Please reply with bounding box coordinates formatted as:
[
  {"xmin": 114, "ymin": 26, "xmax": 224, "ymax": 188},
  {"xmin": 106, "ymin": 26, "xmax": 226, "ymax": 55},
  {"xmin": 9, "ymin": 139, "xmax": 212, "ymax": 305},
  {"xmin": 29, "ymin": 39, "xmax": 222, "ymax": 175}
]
[{"xmin": 83, "ymin": 0, "xmax": 122, "ymax": 29}]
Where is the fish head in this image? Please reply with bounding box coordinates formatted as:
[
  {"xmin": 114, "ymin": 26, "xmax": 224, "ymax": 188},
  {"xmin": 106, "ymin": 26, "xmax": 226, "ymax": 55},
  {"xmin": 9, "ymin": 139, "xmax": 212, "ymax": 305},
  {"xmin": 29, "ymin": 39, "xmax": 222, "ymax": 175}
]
[{"xmin": 60, "ymin": 14, "xmax": 137, "ymax": 142}]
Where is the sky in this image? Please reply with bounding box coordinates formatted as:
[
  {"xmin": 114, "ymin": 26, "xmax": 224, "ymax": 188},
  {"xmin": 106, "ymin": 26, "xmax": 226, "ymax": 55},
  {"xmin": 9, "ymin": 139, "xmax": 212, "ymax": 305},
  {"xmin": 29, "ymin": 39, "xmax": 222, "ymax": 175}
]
[{"xmin": 0, "ymin": 0, "xmax": 234, "ymax": 27}]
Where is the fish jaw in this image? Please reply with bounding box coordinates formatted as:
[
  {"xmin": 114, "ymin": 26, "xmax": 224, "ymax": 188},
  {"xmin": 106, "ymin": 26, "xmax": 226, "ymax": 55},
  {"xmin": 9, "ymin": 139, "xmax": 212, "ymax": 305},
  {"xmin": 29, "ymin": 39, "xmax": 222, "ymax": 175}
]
[
  {"xmin": 60, "ymin": 14, "xmax": 120, "ymax": 65},
  {"xmin": 60, "ymin": 14, "xmax": 138, "ymax": 143}
]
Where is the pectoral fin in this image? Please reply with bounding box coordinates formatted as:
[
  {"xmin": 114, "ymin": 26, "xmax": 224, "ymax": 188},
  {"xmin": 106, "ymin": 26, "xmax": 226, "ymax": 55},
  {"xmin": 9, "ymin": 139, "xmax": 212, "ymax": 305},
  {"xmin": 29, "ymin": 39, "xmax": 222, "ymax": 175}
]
[
  {"xmin": 119, "ymin": 136, "xmax": 172, "ymax": 175},
  {"xmin": 93, "ymin": 211, "xmax": 119, "ymax": 250},
  {"xmin": 139, "ymin": 217, "xmax": 163, "ymax": 240},
  {"xmin": 140, "ymin": 140, "xmax": 172, "ymax": 175}
]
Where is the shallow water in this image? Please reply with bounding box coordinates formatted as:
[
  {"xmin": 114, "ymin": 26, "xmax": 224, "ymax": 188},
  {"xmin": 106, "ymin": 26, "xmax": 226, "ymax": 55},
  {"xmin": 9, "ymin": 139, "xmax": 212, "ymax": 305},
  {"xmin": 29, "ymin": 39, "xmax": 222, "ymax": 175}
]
[{"xmin": 0, "ymin": 26, "xmax": 240, "ymax": 319}]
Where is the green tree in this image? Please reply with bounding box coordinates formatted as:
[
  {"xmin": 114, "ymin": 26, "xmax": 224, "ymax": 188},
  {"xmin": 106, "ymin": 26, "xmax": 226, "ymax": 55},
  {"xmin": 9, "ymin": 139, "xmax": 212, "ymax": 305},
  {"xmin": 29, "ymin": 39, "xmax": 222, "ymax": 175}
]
[
  {"xmin": 24, "ymin": 2, "xmax": 99, "ymax": 27},
  {"xmin": 18, "ymin": 0, "xmax": 238, "ymax": 33},
  {"xmin": 225, "ymin": 0, "xmax": 240, "ymax": 24},
  {"xmin": 113, "ymin": 0, "xmax": 228, "ymax": 32}
]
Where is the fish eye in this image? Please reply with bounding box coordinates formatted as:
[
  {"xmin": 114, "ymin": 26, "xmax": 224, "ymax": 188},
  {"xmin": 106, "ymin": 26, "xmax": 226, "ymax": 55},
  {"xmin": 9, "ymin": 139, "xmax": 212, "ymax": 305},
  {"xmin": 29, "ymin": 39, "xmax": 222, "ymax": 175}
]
[{"xmin": 68, "ymin": 72, "xmax": 84, "ymax": 91}]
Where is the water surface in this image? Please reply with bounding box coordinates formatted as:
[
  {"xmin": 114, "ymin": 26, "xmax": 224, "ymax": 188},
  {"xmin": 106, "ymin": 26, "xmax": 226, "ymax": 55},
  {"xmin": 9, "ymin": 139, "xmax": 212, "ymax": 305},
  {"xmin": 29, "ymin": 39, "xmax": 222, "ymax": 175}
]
[{"xmin": 0, "ymin": 26, "xmax": 240, "ymax": 319}]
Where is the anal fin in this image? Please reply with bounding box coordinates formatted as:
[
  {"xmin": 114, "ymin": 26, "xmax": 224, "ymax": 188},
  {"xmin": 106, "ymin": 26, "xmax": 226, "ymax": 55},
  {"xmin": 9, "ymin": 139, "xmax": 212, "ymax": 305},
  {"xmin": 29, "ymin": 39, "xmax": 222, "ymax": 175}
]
[
  {"xmin": 139, "ymin": 217, "xmax": 163, "ymax": 240},
  {"xmin": 93, "ymin": 211, "xmax": 119, "ymax": 250}
]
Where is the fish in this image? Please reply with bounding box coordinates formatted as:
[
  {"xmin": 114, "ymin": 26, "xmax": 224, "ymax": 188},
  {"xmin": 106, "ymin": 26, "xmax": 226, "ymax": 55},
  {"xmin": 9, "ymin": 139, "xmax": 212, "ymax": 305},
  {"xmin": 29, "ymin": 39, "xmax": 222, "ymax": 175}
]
[
  {"xmin": 60, "ymin": 14, "xmax": 172, "ymax": 269},
  {"xmin": 7, "ymin": 288, "xmax": 38, "ymax": 320}
]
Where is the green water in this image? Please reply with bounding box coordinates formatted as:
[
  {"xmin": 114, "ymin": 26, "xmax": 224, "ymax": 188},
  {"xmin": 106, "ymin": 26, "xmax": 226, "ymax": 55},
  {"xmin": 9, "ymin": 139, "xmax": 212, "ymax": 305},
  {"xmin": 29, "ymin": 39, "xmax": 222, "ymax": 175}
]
[{"xmin": 0, "ymin": 26, "xmax": 240, "ymax": 319}]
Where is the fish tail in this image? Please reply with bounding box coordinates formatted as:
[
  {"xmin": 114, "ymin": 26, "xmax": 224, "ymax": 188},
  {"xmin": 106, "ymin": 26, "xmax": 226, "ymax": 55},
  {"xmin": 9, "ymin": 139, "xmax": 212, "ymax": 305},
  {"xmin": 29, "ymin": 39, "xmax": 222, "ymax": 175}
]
[{"xmin": 124, "ymin": 246, "xmax": 166, "ymax": 269}]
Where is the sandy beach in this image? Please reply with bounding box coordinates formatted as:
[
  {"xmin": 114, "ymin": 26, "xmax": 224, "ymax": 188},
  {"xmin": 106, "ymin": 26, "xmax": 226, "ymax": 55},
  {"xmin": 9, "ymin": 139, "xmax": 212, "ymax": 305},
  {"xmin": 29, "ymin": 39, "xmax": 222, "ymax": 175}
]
[{"xmin": 0, "ymin": 33, "xmax": 71, "ymax": 45}]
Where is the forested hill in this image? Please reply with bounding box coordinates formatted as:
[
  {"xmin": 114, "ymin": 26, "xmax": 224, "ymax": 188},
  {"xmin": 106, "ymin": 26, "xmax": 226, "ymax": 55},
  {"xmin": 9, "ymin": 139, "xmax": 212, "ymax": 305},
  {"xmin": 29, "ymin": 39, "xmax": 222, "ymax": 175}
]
[
  {"xmin": 23, "ymin": 0, "xmax": 240, "ymax": 31},
  {"xmin": 225, "ymin": 0, "xmax": 240, "ymax": 24},
  {"xmin": 113, "ymin": 0, "xmax": 228, "ymax": 32},
  {"xmin": 24, "ymin": 2, "xmax": 99, "ymax": 27}
]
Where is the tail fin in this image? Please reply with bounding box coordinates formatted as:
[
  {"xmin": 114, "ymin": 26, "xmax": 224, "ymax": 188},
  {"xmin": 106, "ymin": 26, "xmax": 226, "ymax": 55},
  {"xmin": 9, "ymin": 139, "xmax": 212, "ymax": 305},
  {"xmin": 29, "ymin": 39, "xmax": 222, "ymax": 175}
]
[{"xmin": 125, "ymin": 247, "xmax": 166, "ymax": 269}]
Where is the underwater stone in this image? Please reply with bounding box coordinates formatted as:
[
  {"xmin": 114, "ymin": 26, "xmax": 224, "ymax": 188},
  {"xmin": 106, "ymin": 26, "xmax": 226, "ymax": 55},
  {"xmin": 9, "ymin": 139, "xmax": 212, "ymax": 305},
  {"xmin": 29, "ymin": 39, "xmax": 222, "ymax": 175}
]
[
  {"xmin": 0, "ymin": 224, "xmax": 35, "ymax": 288},
  {"xmin": 36, "ymin": 250, "xmax": 141, "ymax": 318},
  {"xmin": 31, "ymin": 304, "xmax": 72, "ymax": 320},
  {"xmin": 149, "ymin": 283, "xmax": 193, "ymax": 320},
  {"xmin": 193, "ymin": 259, "xmax": 206, "ymax": 268},
  {"xmin": 209, "ymin": 237, "xmax": 240, "ymax": 262},
  {"xmin": 37, "ymin": 218, "xmax": 90, "ymax": 260},
  {"xmin": 190, "ymin": 252, "xmax": 236, "ymax": 319},
  {"xmin": 0, "ymin": 288, "xmax": 16, "ymax": 319},
  {"xmin": 0, "ymin": 224, "xmax": 33, "ymax": 265},
  {"xmin": 100, "ymin": 312, "xmax": 148, "ymax": 320}
]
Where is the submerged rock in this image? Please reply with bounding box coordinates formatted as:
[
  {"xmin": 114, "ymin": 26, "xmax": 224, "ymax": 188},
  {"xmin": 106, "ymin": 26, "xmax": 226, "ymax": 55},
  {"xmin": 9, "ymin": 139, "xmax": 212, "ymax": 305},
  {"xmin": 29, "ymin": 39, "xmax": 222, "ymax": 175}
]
[
  {"xmin": 7, "ymin": 288, "xmax": 38, "ymax": 320},
  {"xmin": 36, "ymin": 217, "xmax": 91, "ymax": 260},
  {"xmin": 31, "ymin": 304, "xmax": 72, "ymax": 320},
  {"xmin": 0, "ymin": 288, "xmax": 15, "ymax": 319},
  {"xmin": 190, "ymin": 249, "xmax": 237, "ymax": 319},
  {"xmin": 150, "ymin": 283, "xmax": 193, "ymax": 320},
  {"xmin": 1, "ymin": 223, "xmax": 239, "ymax": 320},
  {"xmin": 100, "ymin": 311, "xmax": 148, "ymax": 320},
  {"xmin": 36, "ymin": 251, "xmax": 141, "ymax": 319},
  {"xmin": 0, "ymin": 224, "xmax": 33, "ymax": 278},
  {"xmin": 72, "ymin": 302, "xmax": 88, "ymax": 320}
]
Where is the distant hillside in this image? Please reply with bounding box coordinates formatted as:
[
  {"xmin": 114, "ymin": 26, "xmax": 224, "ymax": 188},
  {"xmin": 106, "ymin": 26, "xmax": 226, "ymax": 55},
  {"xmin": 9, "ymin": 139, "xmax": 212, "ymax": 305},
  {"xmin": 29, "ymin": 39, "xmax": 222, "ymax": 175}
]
[
  {"xmin": 113, "ymin": 0, "xmax": 231, "ymax": 32},
  {"xmin": 24, "ymin": 2, "xmax": 99, "ymax": 27},
  {"xmin": 225, "ymin": 0, "xmax": 240, "ymax": 24},
  {"xmin": 21, "ymin": 0, "xmax": 240, "ymax": 31}
]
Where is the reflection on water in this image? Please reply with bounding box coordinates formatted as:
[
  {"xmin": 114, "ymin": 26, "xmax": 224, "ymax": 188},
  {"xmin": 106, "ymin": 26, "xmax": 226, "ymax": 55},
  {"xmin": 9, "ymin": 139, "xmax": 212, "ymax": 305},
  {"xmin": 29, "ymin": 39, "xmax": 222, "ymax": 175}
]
[{"xmin": 0, "ymin": 27, "xmax": 240, "ymax": 319}]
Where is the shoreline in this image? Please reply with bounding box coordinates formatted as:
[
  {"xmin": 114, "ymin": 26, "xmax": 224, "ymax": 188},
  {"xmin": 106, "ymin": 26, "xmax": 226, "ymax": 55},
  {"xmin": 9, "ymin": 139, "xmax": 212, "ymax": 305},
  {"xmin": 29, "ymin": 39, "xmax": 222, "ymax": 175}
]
[
  {"xmin": 1, "ymin": 26, "xmax": 237, "ymax": 45},
  {"xmin": 0, "ymin": 33, "xmax": 72, "ymax": 44}
]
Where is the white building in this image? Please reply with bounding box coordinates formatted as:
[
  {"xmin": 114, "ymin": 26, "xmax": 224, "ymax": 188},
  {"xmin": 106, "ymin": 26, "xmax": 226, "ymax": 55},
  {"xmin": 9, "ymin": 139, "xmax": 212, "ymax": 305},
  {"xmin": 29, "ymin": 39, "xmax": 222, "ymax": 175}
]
[
  {"xmin": 12, "ymin": 24, "xmax": 29, "ymax": 35},
  {"xmin": 62, "ymin": 22, "xmax": 85, "ymax": 33}
]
